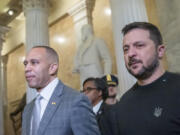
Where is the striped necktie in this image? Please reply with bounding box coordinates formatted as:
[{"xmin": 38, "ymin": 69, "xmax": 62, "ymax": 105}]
[{"xmin": 32, "ymin": 94, "xmax": 42, "ymax": 135}]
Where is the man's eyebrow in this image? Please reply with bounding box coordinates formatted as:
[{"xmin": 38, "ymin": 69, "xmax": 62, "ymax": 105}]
[
  {"xmin": 123, "ymin": 44, "xmax": 129, "ymax": 49},
  {"xmin": 123, "ymin": 44, "xmax": 129, "ymax": 47},
  {"xmin": 133, "ymin": 41, "xmax": 145, "ymax": 45}
]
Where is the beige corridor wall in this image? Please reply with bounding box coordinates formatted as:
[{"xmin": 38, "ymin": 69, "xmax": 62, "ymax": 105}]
[
  {"xmin": 145, "ymin": 0, "xmax": 160, "ymax": 26},
  {"xmin": 93, "ymin": 0, "xmax": 117, "ymax": 74},
  {"xmin": 6, "ymin": 45, "xmax": 26, "ymax": 135},
  {"xmin": 144, "ymin": 0, "xmax": 168, "ymax": 69},
  {"xmin": 49, "ymin": 15, "xmax": 80, "ymax": 90}
]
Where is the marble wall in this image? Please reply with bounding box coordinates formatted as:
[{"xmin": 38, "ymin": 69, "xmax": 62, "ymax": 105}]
[
  {"xmin": 93, "ymin": 0, "xmax": 117, "ymax": 74},
  {"xmin": 144, "ymin": 0, "xmax": 168, "ymax": 70},
  {"xmin": 155, "ymin": 0, "xmax": 180, "ymax": 72},
  {"xmin": 6, "ymin": 45, "xmax": 26, "ymax": 135},
  {"xmin": 49, "ymin": 0, "xmax": 117, "ymax": 90},
  {"xmin": 49, "ymin": 15, "xmax": 80, "ymax": 90},
  {"xmin": 144, "ymin": 0, "xmax": 160, "ymax": 26}
]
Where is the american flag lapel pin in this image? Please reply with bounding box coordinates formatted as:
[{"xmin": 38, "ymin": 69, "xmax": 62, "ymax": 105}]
[{"xmin": 52, "ymin": 102, "xmax": 56, "ymax": 105}]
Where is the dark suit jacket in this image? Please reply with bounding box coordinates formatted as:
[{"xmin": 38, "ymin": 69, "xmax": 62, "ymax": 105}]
[
  {"xmin": 22, "ymin": 80, "xmax": 100, "ymax": 135},
  {"xmin": 96, "ymin": 102, "xmax": 117, "ymax": 135}
]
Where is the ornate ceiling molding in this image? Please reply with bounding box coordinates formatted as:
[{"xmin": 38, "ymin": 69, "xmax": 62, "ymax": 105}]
[
  {"xmin": 23, "ymin": 0, "xmax": 49, "ymax": 13},
  {"xmin": 68, "ymin": 0, "xmax": 95, "ymax": 24}
]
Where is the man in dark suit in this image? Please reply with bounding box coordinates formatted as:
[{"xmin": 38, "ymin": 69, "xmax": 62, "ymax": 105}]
[
  {"xmin": 82, "ymin": 77, "xmax": 109, "ymax": 134},
  {"xmin": 22, "ymin": 46, "xmax": 100, "ymax": 135}
]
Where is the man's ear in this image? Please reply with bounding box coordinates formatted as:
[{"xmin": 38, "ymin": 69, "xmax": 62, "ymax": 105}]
[
  {"xmin": 49, "ymin": 63, "xmax": 58, "ymax": 75},
  {"xmin": 158, "ymin": 45, "xmax": 165, "ymax": 59}
]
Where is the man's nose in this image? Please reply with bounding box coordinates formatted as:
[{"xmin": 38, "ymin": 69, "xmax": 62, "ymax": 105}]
[
  {"xmin": 25, "ymin": 63, "xmax": 32, "ymax": 73},
  {"xmin": 128, "ymin": 48, "xmax": 137, "ymax": 58}
]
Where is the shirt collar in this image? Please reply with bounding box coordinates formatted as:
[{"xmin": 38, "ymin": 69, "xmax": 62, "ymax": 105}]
[
  {"xmin": 38, "ymin": 78, "xmax": 59, "ymax": 101},
  {"xmin": 93, "ymin": 100, "xmax": 103, "ymax": 114}
]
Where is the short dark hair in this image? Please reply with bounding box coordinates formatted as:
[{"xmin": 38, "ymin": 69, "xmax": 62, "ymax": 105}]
[
  {"xmin": 122, "ymin": 22, "xmax": 163, "ymax": 46},
  {"xmin": 83, "ymin": 77, "xmax": 95, "ymax": 86},
  {"xmin": 32, "ymin": 46, "xmax": 59, "ymax": 63},
  {"xmin": 83, "ymin": 77, "xmax": 108, "ymax": 100}
]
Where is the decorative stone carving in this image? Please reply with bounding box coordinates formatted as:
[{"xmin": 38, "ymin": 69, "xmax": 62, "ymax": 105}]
[
  {"xmin": 23, "ymin": 0, "xmax": 49, "ymax": 9},
  {"xmin": 68, "ymin": 0, "xmax": 95, "ymax": 24},
  {"xmin": 23, "ymin": 0, "xmax": 49, "ymax": 14},
  {"xmin": 73, "ymin": 24, "xmax": 112, "ymax": 85},
  {"xmin": 68, "ymin": 0, "xmax": 95, "ymax": 47},
  {"xmin": 23, "ymin": 0, "xmax": 49, "ymax": 52}
]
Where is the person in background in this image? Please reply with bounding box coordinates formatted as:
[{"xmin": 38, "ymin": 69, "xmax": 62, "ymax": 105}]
[
  {"xmin": 22, "ymin": 46, "xmax": 100, "ymax": 135},
  {"xmin": 109, "ymin": 22, "xmax": 180, "ymax": 135},
  {"xmin": 82, "ymin": 77, "xmax": 108, "ymax": 134},
  {"xmin": 102, "ymin": 74, "xmax": 119, "ymax": 105},
  {"xmin": 82, "ymin": 77, "xmax": 108, "ymax": 116}
]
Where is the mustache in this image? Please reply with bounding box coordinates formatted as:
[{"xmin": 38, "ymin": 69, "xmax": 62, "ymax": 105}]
[{"xmin": 128, "ymin": 58, "xmax": 142, "ymax": 66}]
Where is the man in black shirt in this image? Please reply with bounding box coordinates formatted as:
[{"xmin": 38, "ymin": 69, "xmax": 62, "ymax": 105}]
[{"xmin": 109, "ymin": 22, "xmax": 180, "ymax": 135}]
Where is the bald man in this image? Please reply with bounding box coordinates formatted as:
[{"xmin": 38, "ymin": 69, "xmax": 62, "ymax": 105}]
[{"xmin": 22, "ymin": 46, "xmax": 100, "ymax": 135}]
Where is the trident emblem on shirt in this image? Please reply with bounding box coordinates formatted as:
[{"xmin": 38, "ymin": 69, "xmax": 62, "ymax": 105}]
[{"xmin": 153, "ymin": 107, "xmax": 163, "ymax": 117}]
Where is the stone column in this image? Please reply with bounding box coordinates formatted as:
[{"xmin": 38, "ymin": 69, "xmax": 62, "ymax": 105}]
[
  {"xmin": 1, "ymin": 56, "xmax": 8, "ymax": 135},
  {"xmin": 109, "ymin": 0, "xmax": 148, "ymax": 98},
  {"xmin": 0, "ymin": 25, "xmax": 9, "ymax": 135},
  {"xmin": 23, "ymin": 0, "xmax": 49, "ymax": 103},
  {"xmin": 68, "ymin": 0, "xmax": 95, "ymax": 47}
]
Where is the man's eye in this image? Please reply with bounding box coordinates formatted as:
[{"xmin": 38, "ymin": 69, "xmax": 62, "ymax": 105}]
[
  {"xmin": 23, "ymin": 61, "xmax": 27, "ymax": 66},
  {"xmin": 136, "ymin": 44, "xmax": 144, "ymax": 48},
  {"xmin": 31, "ymin": 60, "xmax": 39, "ymax": 65},
  {"xmin": 123, "ymin": 47, "xmax": 129, "ymax": 53},
  {"xmin": 87, "ymin": 87, "xmax": 93, "ymax": 91}
]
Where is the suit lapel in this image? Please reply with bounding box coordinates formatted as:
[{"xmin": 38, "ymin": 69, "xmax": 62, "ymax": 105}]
[
  {"xmin": 25, "ymin": 101, "xmax": 34, "ymax": 135},
  {"xmin": 96, "ymin": 102, "xmax": 106, "ymax": 121},
  {"xmin": 38, "ymin": 81, "xmax": 64, "ymax": 135}
]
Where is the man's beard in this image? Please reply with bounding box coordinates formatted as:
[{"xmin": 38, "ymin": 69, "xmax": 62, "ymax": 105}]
[{"xmin": 127, "ymin": 54, "xmax": 159, "ymax": 80}]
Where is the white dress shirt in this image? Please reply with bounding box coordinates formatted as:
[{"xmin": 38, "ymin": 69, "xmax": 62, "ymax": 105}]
[
  {"xmin": 30, "ymin": 78, "xmax": 59, "ymax": 135},
  {"xmin": 38, "ymin": 78, "xmax": 59, "ymax": 119},
  {"xmin": 93, "ymin": 100, "xmax": 103, "ymax": 115}
]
